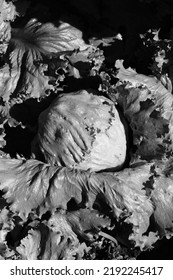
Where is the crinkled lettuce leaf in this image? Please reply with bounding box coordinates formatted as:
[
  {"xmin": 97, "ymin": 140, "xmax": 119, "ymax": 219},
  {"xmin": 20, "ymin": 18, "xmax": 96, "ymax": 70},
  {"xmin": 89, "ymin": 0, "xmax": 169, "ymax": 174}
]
[
  {"xmin": 115, "ymin": 60, "xmax": 173, "ymax": 163},
  {"xmin": 0, "ymin": 0, "xmax": 17, "ymax": 55},
  {"xmin": 0, "ymin": 207, "xmax": 14, "ymax": 244},
  {"xmin": 151, "ymin": 168, "xmax": 173, "ymax": 238},
  {"xmin": 15, "ymin": 212, "xmax": 90, "ymax": 260},
  {"xmin": 0, "ymin": 157, "xmax": 172, "ymax": 251},
  {"xmin": 1, "ymin": 59, "xmax": 173, "ymax": 253},
  {"xmin": 16, "ymin": 228, "xmax": 41, "ymax": 260},
  {"xmin": 0, "ymin": 206, "xmax": 16, "ymax": 259},
  {"xmin": 44, "ymin": 212, "xmax": 89, "ymax": 260},
  {"xmin": 0, "ymin": 19, "xmax": 89, "ymax": 103}
]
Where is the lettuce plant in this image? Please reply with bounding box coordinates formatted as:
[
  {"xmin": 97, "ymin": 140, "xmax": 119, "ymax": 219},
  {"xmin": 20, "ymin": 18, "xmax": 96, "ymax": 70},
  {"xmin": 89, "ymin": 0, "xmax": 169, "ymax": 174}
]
[
  {"xmin": 0, "ymin": 0, "xmax": 173, "ymax": 260},
  {"xmin": 32, "ymin": 90, "xmax": 127, "ymax": 171}
]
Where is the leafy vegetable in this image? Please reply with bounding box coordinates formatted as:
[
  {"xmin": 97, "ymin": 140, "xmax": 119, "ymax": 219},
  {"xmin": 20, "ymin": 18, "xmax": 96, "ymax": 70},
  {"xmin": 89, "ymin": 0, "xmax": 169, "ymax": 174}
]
[
  {"xmin": 0, "ymin": 16, "xmax": 90, "ymax": 148},
  {"xmin": 0, "ymin": 156, "xmax": 172, "ymax": 254},
  {"xmin": 1, "ymin": 0, "xmax": 173, "ymax": 260},
  {"xmin": 0, "ymin": 19, "xmax": 89, "ymax": 102},
  {"xmin": 32, "ymin": 89, "xmax": 127, "ymax": 171},
  {"xmin": 1, "ymin": 56, "xmax": 173, "ymax": 256}
]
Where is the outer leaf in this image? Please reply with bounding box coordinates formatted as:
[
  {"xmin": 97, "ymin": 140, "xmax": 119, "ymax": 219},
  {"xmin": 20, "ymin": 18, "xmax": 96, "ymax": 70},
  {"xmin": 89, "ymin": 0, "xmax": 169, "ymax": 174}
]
[
  {"xmin": 0, "ymin": 159, "xmax": 57, "ymax": 219},
  {"xmin": 16, "ymin": 229, "xmax": 41, "ymax": 260},
  {"xmin": 1, "ymin": 157, "xmax": 173, "ymax": 249},
  {"xmin": 11, "ymin": 19, "xmax": 88, "ymax": 56},
  {"xmin": 0, "ymin": 0, "xmax": 17, "ymax": 55},
  {"xmin": 112, "ymin": 60, "xmax": 173, "ymax": 247},
  {"xmin": 0, "ymin": 1, "xmax": 17, "ymax": 146},
  {"xmin": 20, "ymin": 18, "xmax": 88, "ymax": 70},
  {"xmin": 0, "ymin": 158, "xmax": 156, "ymax": 250},
  {"xmin": 0, "ymin": 49, "xmax": 53, "ymax": 104},
  {"xmin": 111, "ymin": 164, "xmax": 157, "ymax": 249},
  {"xmin": 0, "ymin": 105, "xmax": 8, "ymax": 148},
  {"xmin": 66, "ymin": 208, "xmax": 111, "ymax": 239},
  {"xmin": 66, "ymin": 47, "xmax": 105, "ymax": 77},
  {"xmin": 115, "ymin": 60, "xmax": 173, "ymax": 162},
  {"xmin": 151, "ymin": 170, "xmax": 173, "ymax": 238},
  {"xmin": 14, "ymin": 213, "xmax": 89, "ymax": 260},
  {"xmin": 43, "ymin": 212, "xmax": 89, "ymax": 260},
  {"xmin": 0, "ymin": 19, "xmax": 89, "ymax": 103},
  {"xmin": 0, "ymin": 63, "xmax": 21, "ymax": 102},
  {"xmin": 0, "ymin": 19, "xmax": 94, "ymax": 146},
  {"xmin": 0, "ymin": 207, "xmax": 14, "ymax": 247},
  {"xmin": 0, "ymin": 0, "xmax": 16, "ymax": 22},
  {"xmin": 115, "ymin": 60, "xmax": 173, "ymax": 121}
]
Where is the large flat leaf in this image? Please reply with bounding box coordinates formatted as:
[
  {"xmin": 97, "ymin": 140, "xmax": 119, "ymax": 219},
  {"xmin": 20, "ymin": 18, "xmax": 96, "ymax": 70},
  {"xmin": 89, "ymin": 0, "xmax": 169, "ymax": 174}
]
[
  {"xmin": 0, "ymin": 158, "xmax": 159, "ymax": 250},
  {"xmin": 0, "ymin": 19, "xmax": 89, "ymax": 103}
]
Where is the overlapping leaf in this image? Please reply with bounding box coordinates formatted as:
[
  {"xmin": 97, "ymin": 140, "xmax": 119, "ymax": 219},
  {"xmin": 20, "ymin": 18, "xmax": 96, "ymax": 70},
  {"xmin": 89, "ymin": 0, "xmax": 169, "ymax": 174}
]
[
  {"xmin": 0, "ymin": 0, "xmax": 17, "ymax": 55},
  {"xmin": 114, "ymin": 60, "xmax": 173, "ymax": 163},
  {"xmin": 151, "ymin": 168, "xmax": 173, "ymax": 238},
  {"xmin": 0, "ymin": 17, "xmax": 93, "ymax": 148},
  {"xmin": 0, "ymin": 207, "xmax": 15, "ymax": 260},
  {"xmin": 0, "ymin": 159, "xmax": 57, "ymax": 218},
  {"xmin": 45, "ymin": 212, "xmax": 89, "ymax": 260},
  {"xmin": 66, "ymin": 208, "xmax": 111, "ymax": 239},
  {"xmin": 15, "ymin": 212, "xmax": 90, "ymax": 260},
  {"xmin": 0, "ymin": 157, "xmax": 165, "ymax": 250},
  {"xmin": 0, "ymin": 19, "xmax": 89, "ymax": 102}
]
